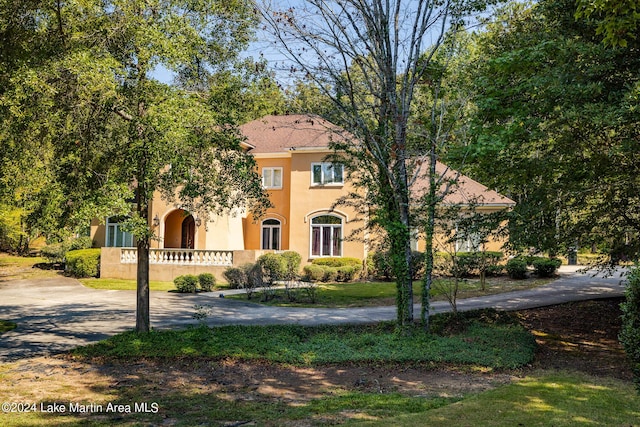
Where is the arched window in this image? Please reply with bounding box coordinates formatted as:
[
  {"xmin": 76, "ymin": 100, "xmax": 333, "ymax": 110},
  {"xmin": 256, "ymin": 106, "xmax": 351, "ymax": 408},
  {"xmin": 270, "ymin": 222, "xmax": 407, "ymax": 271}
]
[
  {"xmin": 261, "ymin": 219, "xmax": 281, "ymax": 250},
  {"xmin": 311, "ymin": 215, "xmax": 342, "ymax": 257}
]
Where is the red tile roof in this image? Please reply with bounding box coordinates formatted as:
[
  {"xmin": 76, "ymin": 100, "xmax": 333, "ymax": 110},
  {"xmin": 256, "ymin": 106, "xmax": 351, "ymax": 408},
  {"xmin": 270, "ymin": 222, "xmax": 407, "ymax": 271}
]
[{"xmin": 240, "ymin": 114, "xmax": 346, "ymax": 153}]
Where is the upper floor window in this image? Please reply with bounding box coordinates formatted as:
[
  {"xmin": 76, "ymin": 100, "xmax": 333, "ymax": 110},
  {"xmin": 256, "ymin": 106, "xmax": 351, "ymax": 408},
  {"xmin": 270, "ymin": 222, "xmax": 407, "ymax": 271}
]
[
  {"xmin": 311, "ymin": 162, "xmax": 343, "ymax": 186},
  {"xmin": 262, "ymin": 167, "xmax": 283, "ymax": 189}
]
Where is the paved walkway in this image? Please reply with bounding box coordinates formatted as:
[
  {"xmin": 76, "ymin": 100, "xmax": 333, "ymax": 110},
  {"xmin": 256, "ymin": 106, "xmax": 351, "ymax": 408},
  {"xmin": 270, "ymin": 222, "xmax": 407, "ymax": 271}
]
[{"xmin": 0, "ymin": 266, "xmax": 629, "ymax": 362}]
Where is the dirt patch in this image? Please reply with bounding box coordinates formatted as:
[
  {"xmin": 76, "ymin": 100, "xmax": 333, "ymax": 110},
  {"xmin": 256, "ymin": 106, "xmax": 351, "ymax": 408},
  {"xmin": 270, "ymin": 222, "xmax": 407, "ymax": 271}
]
[
  {"xmin": 518, "ymin": 297, "xmax": 631, "ymax": 381},
  {"xmin": 1, "ymin": 298, "xmax": 632, "ymax": 410}
]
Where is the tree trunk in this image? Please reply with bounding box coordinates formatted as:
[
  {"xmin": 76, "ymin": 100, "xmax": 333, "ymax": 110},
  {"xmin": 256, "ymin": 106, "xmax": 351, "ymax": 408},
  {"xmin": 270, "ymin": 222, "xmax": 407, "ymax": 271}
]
[
  {"xmin": 135, "ymin": 181, "xmax": 151, "ymax": 333},
  {"xmin": 421, "ymin": 144, "xmax": 438, "ymax": 331}
]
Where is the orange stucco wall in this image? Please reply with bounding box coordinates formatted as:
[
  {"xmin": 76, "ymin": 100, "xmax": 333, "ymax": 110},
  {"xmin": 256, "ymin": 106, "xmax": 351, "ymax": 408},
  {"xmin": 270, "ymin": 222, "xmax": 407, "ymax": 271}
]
[{"xmin": 244, "ymin": 152, "xmax": 365, "ymax": 263}]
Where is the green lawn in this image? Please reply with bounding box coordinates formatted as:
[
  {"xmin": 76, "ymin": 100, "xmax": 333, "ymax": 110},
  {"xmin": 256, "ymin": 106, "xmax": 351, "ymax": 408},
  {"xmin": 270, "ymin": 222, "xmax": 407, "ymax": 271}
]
[
  {"xmin": 227, "ymin": 277, "xmax": 553, "ymax": 308},
  {"xmin": 78, "ymin": 277, "xmax": 176, "ymax": 291},
  {"xmin": 353, "ymin": 372, "xmax": 640, "ymax": 426},
  {"xmin": 74, "ymin": 311, "xmax": 536, "ymax": 369}
]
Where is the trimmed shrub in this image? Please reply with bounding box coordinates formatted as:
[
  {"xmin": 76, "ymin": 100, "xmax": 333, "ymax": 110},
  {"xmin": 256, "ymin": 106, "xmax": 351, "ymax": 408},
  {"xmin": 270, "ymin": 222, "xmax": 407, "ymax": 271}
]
[
  {"xmin": 198, "ymin": 273, "xmax": 215, "ymax": 292},
  {"xmin": 335, "ymin": 265, "xmax": 360, "ymax": 282},
  {"xmin": 174, "ymin": 275, "xmax": 198, "ymax": 293},
  {"xmin": 68, "ymin": 236, "xmax": 94, "ymax": 251},
  {"xmin": 303, "ymin": 264, "xmax": 325, "ymax": 282},
  {"xmin": 280, "ymin": 251, "xmax": 302, "ymax": 280},
  {"xmin": 506, "ymin": 258, "xmax": 528, "ymax": 280},
  {"xmin": 242, "ymin": 263, "xmax": 264, "ymax": 289},
  {"xmin": 532, "ymin": 258, "xmax": 562, "ymax": 277},
  {"xmin": 322, "ymin": 266, "xmax": 339, "ymax": 282},
  {"xmin": 41, "ymin": 243, "xmax": 67, "ymax": 264},
  {"xmin": 312, "ymin": 257, "xmax": 361, "ymax": 268},
  {"xmin": 620, "ymin": 268, "xmax": 640, "ymax": 391},
  {"xmin": 258, "ymin": 253, "xmax": 286, "ymax": 284},
  {"xmin": 223, "ymin": 267, "xmax": 246, "ymax": 289},
  {"xmin": 65, "ymin": 248, "xmax": 101, "ymax": 278}
]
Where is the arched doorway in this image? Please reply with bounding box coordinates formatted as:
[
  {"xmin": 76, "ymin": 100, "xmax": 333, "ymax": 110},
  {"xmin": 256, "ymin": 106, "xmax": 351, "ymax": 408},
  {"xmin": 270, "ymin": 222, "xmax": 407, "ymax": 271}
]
[{"xmin": 164, "ymin": 210, "xmax": 195, "ymax": 249}]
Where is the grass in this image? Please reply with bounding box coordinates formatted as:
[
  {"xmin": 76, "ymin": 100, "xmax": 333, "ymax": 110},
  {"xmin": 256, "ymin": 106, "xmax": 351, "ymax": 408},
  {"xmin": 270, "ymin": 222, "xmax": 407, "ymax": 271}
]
[
  {"xmin": 353, "ymin": 371, "xmax": 640, "ymax": 426},
  {"xmin": 0, "ymin": 320, "xmax": 17, "ymax": 334},
  {"xmin": 0, "ymin": 253, "xmax": 60, "ymax": 281},
  {"xmin": 227, "ymin": 277, "xmax": 553, "ymax": 308},
  {"xmin": 78, "ymin": 277, "xmax": 176, "ymax": 291},
  {"xmin": 73, "ymin": 310, "xmax": 537, "ymax": 369}
]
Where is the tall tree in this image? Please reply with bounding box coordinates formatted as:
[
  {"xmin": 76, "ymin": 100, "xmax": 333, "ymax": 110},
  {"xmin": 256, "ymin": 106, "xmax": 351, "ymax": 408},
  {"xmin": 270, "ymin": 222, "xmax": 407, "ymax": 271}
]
[
  {"xmin": 1, "ymin": 0, "xmax": 270, "ymax": 332},
  {"xmin": 458, "ymin": 0, "xmax": 640, "ymax": 261},
  {"xmin": 261, "ymin": 0, "xmax": 489, "ymax": 328}
]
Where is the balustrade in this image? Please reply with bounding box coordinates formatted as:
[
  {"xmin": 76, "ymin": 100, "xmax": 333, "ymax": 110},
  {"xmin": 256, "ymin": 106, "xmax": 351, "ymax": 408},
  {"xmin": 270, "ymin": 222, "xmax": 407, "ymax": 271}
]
[{"xmin": 120, "ymin": 248, "xmax": 233, "ymax": 266}]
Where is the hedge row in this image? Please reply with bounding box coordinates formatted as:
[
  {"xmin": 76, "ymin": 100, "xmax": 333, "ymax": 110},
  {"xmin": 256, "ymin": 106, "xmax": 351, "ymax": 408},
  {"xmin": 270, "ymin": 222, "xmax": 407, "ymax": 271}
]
[
  {"xmin": 173, "ymin": 273, "xmax": 216, "ymax": 293},
  {"xmin": 65, "ymin": 248, "xmax": 101, "ymax": 278}
]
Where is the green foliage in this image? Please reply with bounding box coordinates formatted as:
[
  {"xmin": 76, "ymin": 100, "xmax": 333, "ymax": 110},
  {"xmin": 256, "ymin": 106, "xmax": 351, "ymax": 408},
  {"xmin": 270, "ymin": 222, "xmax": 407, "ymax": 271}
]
[
  {"xmin": 457, "ymin": 0, "xmax": 640, "ymax": 259},
  {"xmin": 370, "ymin": 251, "xmax": 394, "ymax": 280},
  {"xmin": 68, "ymin": 236, "xmax": 93, "ymax": 251},
  {"xmin": 74, "ymin": 311, "xmax": 536, "ymax": 368},
  {"xmin": 303, "ymin": 264, "xmax": 326, "ymax": 282},
  {"xmin": 532, "ymin": 257, "xmax": 562, "ymax": 277},
  {"xmin": 575, "ymin": 0, "xmax": 640, "ymax": 47},
  {"xmin": 197, "ymin": 273, "xmax": 215, "ymax": 292},
  {"xmin": 280, "ymin": 251, "xmax": 302, "ymax": 280},
  {"xmin": 619, "ymin": 268, "xmax": 640, "ymax": 391},
  {"xmin": 311, "ymin": 257, "xmax": 362, "ymax": 268},
  {"xmin": 173, "ymin": 275, "xmax": 199, "ymax": 293},
  {"xmin": 257, "ymin": 253, "xmax": 286, "ymax": 285},
  {"xmin": 0, "ymin": 320, "xmax": 17, "ymax": 334},
  {"xmin": 223, "ymin": 267, "xmax": 246, "ymax": 289},
  {"xmin": 506, "ymin": 258, "xmax": 528, "ymax": 280},
  {"xmin": 454, "ymin": 252, "xmax": 504, "ymax": 277},
  {"xmin": 65, "ymin": 248, "xmax": 101, "ymax": 278},
  {"xmin": 311, "ymin": 257, "xmax": 363, "ymax": 282},
  {"xmin": 40, "ymin": 243, "xmax": 67, "ymax": 264}
]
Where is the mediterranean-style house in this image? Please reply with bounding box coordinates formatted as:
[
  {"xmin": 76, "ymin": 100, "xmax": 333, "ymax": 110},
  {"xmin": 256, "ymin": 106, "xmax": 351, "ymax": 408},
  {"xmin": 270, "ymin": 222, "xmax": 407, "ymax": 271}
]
[{"xmin": 92, "ymin": 114, "xmax": 515, "ymax": 282}]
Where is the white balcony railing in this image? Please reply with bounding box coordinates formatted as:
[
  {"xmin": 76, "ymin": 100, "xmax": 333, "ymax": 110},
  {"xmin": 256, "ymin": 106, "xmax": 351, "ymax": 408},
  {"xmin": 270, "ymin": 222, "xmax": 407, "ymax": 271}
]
[{"xmin": 120, "ymin": 248, "xmax": 233, "ymax": 266}]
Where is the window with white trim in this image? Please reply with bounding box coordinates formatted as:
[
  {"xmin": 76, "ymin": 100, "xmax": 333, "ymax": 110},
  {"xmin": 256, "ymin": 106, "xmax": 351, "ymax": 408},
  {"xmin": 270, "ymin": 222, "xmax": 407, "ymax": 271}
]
[
  {"xmin": 311, "ymin": 162, "xmax": 343, "ymax": 185},
  {"xmin": 261, "ymin": 219, "xmax": 281, "ymax": 250},
  {"xmin": 311, "ymin": 215, "xmax": 342, "ymax": 257},
  {"xmin": 106, "ymin": 217, "xmax": 134, "ymax": 247},
  {"xmin": 455, "ymin": 226, "xmax": 482, "ymax": 252},
  {"xmin": 262, "ymin": 167, "xmax": 283, "ymax": 189}
]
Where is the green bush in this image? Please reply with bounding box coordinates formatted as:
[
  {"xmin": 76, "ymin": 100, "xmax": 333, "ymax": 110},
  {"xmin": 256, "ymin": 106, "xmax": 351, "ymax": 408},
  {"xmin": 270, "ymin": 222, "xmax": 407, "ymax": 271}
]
[
  {"xmin": 370, "ymin": 251, "xmax": 393, "ymax": 280},
  {"xmin": 258, "ymin": 253, "xmax": 286, "ymax": 284},
  {"xmin": 303, "ymin": 264, "xmax": 325, "ymax": 282},
  {"xmin": 322, "ymin": 266, "xmax": 339, "ymax": 282},
  {"xmin": 620, "ymin": 268, "xmax": 640, "ymax": 392},
  {"xmin": 242, "ymin": 263, "xmax": 264, "ymax": 289},
  {"xmin": 65, "ymin": 248, "xmax": 101, "ymax": 278},
  {"xmin": 69, "ymin": 236, "xmax": 94, "ymax": 251},
  {"xmin": 311, "ymin": 257, "xmax": 361, "ymax": 268},
  {"xmin": 410, "ymin": 251, "xmax": 425, "ymax": 280},
  {"xmin": 198, "ymin": 273, "xmax": 215, "ymax": 292},
  {"xmin": 280, "ymin": 251, "xmax": 302, "ymax": 280},
  {"xmin": 223, "ymin": 267, "xmax": 246, "ymax": 289},
  {"xmin": 506, "ymin": 258, "xmax": 528, "ymax": 280},
  {"xmin": 40, "ymin": 243, "xmax": 67, "ymax": 264},
  {"xmin": 532, "ymin": 258, "xmax": 562, "ymax": 277},
  {"xmin": 335, "ymin": 265, "xmax": 360, "ymax": 282},
  {"xmin": 174, "ymin": 275, "xmax": 198, "ymax": 293}
]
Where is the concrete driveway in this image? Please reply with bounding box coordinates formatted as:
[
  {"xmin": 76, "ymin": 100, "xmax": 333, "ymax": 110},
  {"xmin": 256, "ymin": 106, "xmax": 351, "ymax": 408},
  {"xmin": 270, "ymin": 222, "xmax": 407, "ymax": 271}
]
[{"xmin": 0, "ymin": 266, "xmax": 628, "ymax": 362}]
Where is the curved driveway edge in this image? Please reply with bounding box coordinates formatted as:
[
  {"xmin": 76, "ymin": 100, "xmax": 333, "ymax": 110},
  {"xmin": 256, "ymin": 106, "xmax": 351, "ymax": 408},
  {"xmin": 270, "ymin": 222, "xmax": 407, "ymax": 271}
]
[{"xmin": 0, "ymin": 267, "xmax": 628, "ymax": 362}]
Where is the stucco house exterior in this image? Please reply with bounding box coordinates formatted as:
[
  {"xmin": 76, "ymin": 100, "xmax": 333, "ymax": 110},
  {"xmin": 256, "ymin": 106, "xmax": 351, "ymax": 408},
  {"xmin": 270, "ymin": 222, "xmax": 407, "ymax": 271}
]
[{"xmin": 92, "ymin": 114, "xmax": 514, "ymax": 281}]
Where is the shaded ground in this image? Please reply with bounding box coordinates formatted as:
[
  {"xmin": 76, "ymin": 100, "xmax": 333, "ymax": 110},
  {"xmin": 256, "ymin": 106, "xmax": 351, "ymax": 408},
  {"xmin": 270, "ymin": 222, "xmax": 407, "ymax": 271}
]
[{"xmin": 3, "ymin": 298, "xmax": 631, "ymax": 415}]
